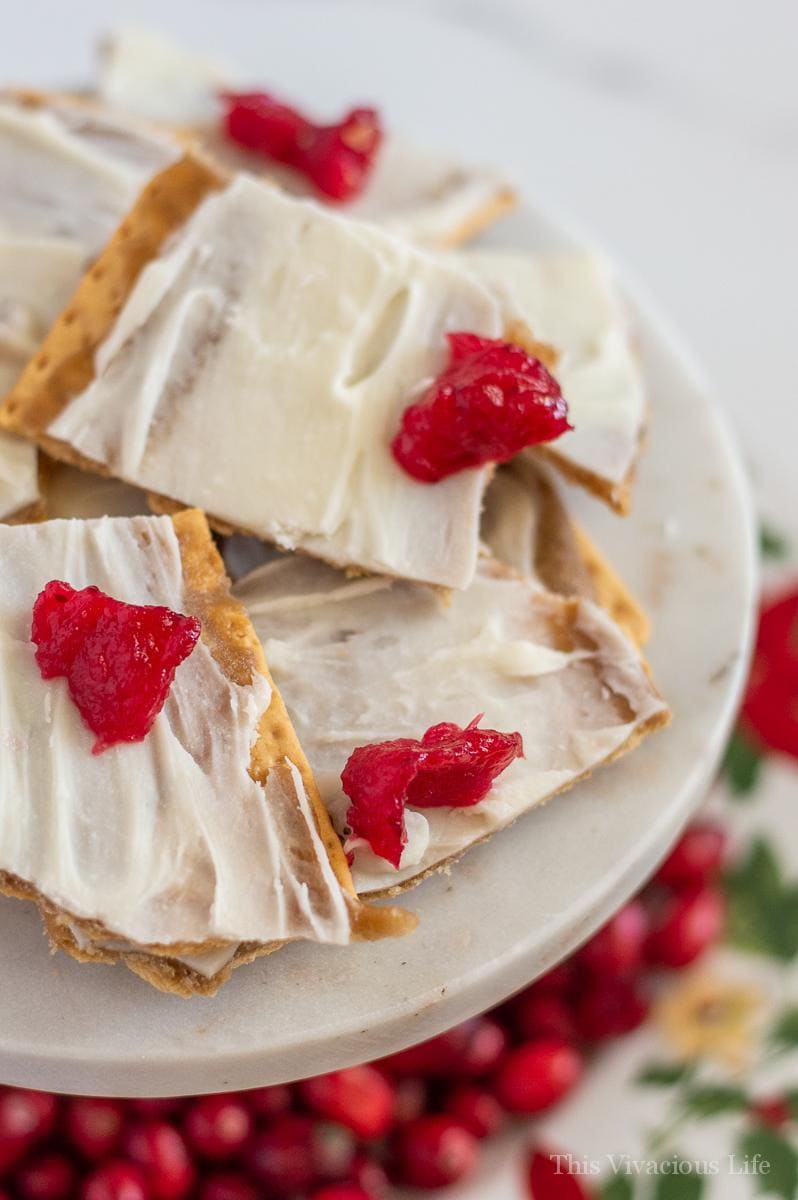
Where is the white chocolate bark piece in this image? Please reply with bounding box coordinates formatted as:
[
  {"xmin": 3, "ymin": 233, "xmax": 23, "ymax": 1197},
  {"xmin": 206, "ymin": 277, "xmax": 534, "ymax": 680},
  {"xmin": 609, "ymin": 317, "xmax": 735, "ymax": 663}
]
[
  {"xmin": 457, "ymin": 250, "xmax": 647, "ymax": 509},
  {"xmin": 98, "ymin": 28, "xmax": 515, "ymax": 248},
  {"xmin": 0, "ymin": 95, "xmax": 180, "ymax": 517},
  {"xmin": 234, "ymin": 554, "xmax": 668, "ymax": 895},
  {"xmin": 48, "ymin": 174, "xmax": 504, "ymax": 589},
  {"xmin": 0, "ymin": 515, "xmax": 352, "ymax": 950}
]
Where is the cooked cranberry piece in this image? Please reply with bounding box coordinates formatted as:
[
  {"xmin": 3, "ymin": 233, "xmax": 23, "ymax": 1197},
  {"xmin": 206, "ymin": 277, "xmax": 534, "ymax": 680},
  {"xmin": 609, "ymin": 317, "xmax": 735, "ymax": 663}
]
[
  {"xmin": 493, "ymin": 1039, "xmax": 583, "ymax": 1114},
  {"xmin": 299, "ymin": 1067, "xmax": 395, "ymax": 1140},
  {"xmin": 342, "ymin": 717, "xmax": 522, "ymax": 867},
  {"xmin": 655, "ymin": 821, "xmax": 728, "ymax": 888},
  {"xmin": 123, "ymin": 1121, "xmax": 195, "ymax": 1200},
  {"xmin": 393, "ymin": 1115, "xmax": 478, "ymax": 1189},
  {"xmin": 65, "ymin": 1096, "xmax": 125, "ymax": 1160},
  {"xmin": 392, "ymin": 332, "xmax": 570, "ymax": 484},
  {"xmin": 183, "ymin": 1094, "xmax": 252, "ymax": 1161},
  {"xmin": 221, "ymin": 92, "xmax": 382, "ymax": 202},
  {"xmin": 646, "ymin": 885, "xmax": 726, "ymax": 968},
  {"xmin": 31, "ymin": 581, "xmax": 200, "ymax": 753}
]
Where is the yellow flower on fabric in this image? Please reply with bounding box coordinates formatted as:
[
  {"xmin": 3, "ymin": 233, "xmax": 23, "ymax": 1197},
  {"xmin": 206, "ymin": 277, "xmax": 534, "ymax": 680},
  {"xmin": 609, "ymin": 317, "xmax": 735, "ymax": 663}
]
[{"xmin": 653, "ymin": 971, "xmax": 765, "ymax": 1071}]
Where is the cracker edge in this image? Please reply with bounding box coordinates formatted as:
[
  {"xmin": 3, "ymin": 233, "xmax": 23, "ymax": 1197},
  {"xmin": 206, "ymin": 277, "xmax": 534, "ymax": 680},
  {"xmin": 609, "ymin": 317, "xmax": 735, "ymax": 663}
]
[{"xmin": 0, "ymin": 508, "xmax": 413, "ymax": 998}]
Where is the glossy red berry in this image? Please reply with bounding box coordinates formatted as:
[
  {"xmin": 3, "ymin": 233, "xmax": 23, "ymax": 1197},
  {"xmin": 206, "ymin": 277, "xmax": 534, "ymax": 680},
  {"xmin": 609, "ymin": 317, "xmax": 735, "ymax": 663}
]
[
  {"xmin": 14, "ymin": 1152, "xmax": 75, "ymax": 1200},
  {"xmin": 741, "ymin": 589, "xmax": 798, "ymax": 758},
  {"xmin": 347, "ymin": 1153, "xmax": 390, "ymax": 1198},
  {"xmin": 749, "ymin": 1096, "xmax": 792, "ymax": 1130},
  {"xmin": 533, "ymin": 962, "xmax": 579, "ymax": 994},
  {"xmin": 310, "ymin": 1188, "xmax": 373, "ymax": 1200},
  {"xmin": 127, "ymin": 1100, "xmax": 184, "ymax": 1121},
  {"xmin": 393, "ymin": 1115, "xmax": 478, "ymax": 1188},
  {"xmin": 123, "ymin": 1121, "xmax": 195, "ymax": 1200},
  {"xmin": 528, "ymin": 1148, "xmax": 593, "ymax": 1199},
  {"xmin": 245, "ymin": 1114, "xmax": 319, "ymax": 1195},
  {"xmin": 299, "ymin": 1066, "xmax": 395, "ymax": 1139},
  {"xmin": 0, "ymin": 1089, "xmax": 58, "ymax": 1172},
  {"xmin": 578, "ymin": 900, "xmax": 648, "ymax": 977},
  {"xmin": 379, "ymin": 1017, "xmax": 506, "ymax": 1079},
  {"xmin": 392, "ymin": 1076, "xmax": 427, "ymax": 1124},
  {"xmin": 65, "ymin": 1096, "xmax": 125, "ymax": 1159},
  {"xmin": 80, "ymin": 1161, "xmax": 150, "ymax": 1200},
  {"xmin": 197, "ymin": 1173, "xmax": 259, "ymax": 1200},
  {"xmin": 573, "ymin": 977, "xmax": 649, "ymax": 1041},
  {"xmin": 511, "ymin": 991, "xmax": 577, "ymax": 1042},
  {"xmin": 445, "ymin": 1084, "xmax": 504, "ymax": 1139},
  {"xmin": 655, "ymin": 822, "xmax": 728, "ymax": 888},
  {"xmin": 242, "ymin": 1084, "xmax": 292, "ymax": 1119},
  {"xmin": 646, "ymin": 885, "xmax": 725, "ymax": 968},
  {"xmin": 493, "ymin": 1039, "xmax": 583, "ymax": 1114},
  {"xmin": 183, "ymin": 1094, "xmax": 252, "ymax": 1160}
]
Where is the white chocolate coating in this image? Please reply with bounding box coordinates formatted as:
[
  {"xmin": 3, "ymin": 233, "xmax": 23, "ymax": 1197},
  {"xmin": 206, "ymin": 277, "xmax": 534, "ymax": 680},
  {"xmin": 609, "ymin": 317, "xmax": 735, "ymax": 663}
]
[
  {"xmin": 456, "ymin": 250, "xmax": 647, "ymax": 497},
  {"xmin": 0, "ymin": 516, "xmax": 352, "ymax": 949},
  {"xmin": 234, "ymin": 554, "xmax": 666, "ymax": 893},
  {"xmin": 48, "ymin": 174, "xmax": 503, "ymax": 589}
]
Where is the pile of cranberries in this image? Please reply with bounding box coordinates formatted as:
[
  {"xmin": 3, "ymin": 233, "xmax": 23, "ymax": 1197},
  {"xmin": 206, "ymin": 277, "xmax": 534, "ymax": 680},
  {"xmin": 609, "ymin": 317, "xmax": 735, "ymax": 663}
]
[{"xmin": 0, "ymin": 822, "xmax": 727, "ymax": 1200}]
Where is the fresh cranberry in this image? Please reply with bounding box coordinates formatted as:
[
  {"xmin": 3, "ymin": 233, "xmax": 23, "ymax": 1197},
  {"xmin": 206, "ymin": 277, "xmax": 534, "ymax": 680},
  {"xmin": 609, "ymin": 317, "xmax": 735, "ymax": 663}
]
[
  {"xmin": 493, "ymin": 1039, "xmax": 583, "ymax": 1114},
  {"xmin": 14, "ymin": 1152, "xmax": 75, "ymax": 1200},
  {"xmin": 197, "ymin": 1173, "xmax": 259, "ymax": 1200},
  {"xmin": 221, "ymin": 92, "xmax": 382, "ymax": 202},
  {"xmin": 246, "ymin": 1108, "xmax": 343, "ymax": 1195},
  {"xmin": 445, "ymin": 1084, "xmax": 504, "ymax": 1139},
  {"xmin": 342, "ymin": 717, "xmax": 522, "ymax": 867},
  {"xmin": 312, "ymin": 1122, "xmax": 357, "ymax": 1182},
  {"xmin": 528, "ymin": 1148, "xmax": 593, "ymax": 1199},
  {"xmin": 511, "ymin": 991, "xmax": 578, "ymax": 1042},
  {"xmin": 578, "ymin": 900, "xmax": 649, "ymax": 977},
  {"xmin": 347, "ymin": 1153, "xmax": 389, "ymax": 1198},
  {"xmin": 310, "ymin": 1188, "xmax": 373, "ymax": 1200},
  {"xmin": 32, "ymin": 581, "xmax": 201, "ymax": 753},
  {"xmin": 80, "ymin": 1161, "xmax": 150, "ymax": 1200},
  {"xmin": 392, "ymin": 1077, "xmax": 428, "ymax": 1124},
  {"xmin": 534, "ymin": 962, "xmax": 579, "ymax": 994},
  {"xmin": 393, "ymin": 1115, "xmax": 478, "ymax": 1189},
  {"xmin": 750, "ymin": 1096, "xmax": 793, "ymax": 1130},
  {"xmin": 655, "ymin": 822, "xmax": 728, "ymax": 888},
  {"xmin": 127, "ymin": 1100, "xmax": 184, "ymax": 1120},
  {"xmin": 0, "ymin": 1089, "xmax": 58, "ymax": 1172},
  {"xmin": 242, "ymin": 1084, "xmax": 292, "ymax": 1119},
  {"xmin": 183, "ymin": 1094, "xmax": 252, "ymax": 1160},
  {"xmin": 741, "ymin": 589, "xmax": 798, "ymax": 758},
  {"xmin": 392, "ymin": 332, "xmax": 570, "ymax": 484},
  {"xmin": 299, "ymin": 1066, "xmax": 395, "ymax": 1140},
  {"xmin": 379, "ymin": 1017, "xmax": 506, "ymax": 1079},
  {"xmin": 573, "ymin": 977, "xmax": 649, "ymax": 1041},
  {"xmin": 65, "ymin": 1096, "xmax": 125, "ymax": 1159},
  {"xmin": 646, "ymin": 885, "xmax": 726, "ymax": 968},
  {"xmin": 123, "ymin": 1121, "xmax": 194, "ymax": 1200}
]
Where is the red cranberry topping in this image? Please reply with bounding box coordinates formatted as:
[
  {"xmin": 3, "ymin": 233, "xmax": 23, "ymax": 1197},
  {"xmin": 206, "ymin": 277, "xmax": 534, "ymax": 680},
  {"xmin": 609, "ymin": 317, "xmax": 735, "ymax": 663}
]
[
  {"xmin": 393, "ymin": 1115, "xmax": 478, "ymax": 1189},
  {"xmin": 493, "ymin": 1039, "xmax": 583, "ymax": 1114},
  {"xmin": 391, "ymin": 332, "xmax": 570, "ymax": 484},
  {"xmin": 123, "ymin": 1121, "xmax": 195, "ymax": 1200},
  {"xmin": 31, "ymin": 581, "xmax": 201, "ymax": 754},
  {"xmin": 299, "ymin": 1067, "xmax": 395, "ymax": 1141},
  {"xmin": 221, "ymin": 92, "xmax": 382, "ymax": 202},
  {"xmin": 341, "ymin": 716, "xmax": 523, "ymax": 867}
]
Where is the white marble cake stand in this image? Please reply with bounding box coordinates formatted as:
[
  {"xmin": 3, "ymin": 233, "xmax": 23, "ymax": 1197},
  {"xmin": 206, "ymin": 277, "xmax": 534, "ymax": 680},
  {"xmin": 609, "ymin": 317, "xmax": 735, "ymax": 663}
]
[{"xmin": 0, "ymin": 1, "xmax": 756, "ymax": 1096}]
